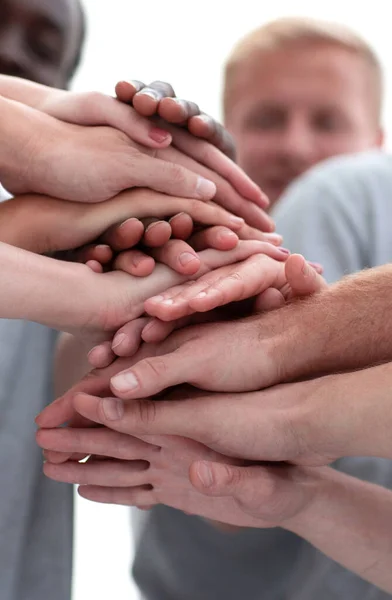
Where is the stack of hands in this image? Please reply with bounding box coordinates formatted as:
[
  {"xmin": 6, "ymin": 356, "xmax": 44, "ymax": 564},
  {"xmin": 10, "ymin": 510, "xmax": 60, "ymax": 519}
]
[{"xmin": 2, "ymin": 75, "xmax": 391, "ymax": 593}]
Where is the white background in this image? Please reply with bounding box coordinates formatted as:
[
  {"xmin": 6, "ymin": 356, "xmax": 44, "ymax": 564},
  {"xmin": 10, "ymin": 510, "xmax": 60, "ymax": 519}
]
[{"xmin": 71, "ymin": 2, "xmax": 392, "ymax": 599}]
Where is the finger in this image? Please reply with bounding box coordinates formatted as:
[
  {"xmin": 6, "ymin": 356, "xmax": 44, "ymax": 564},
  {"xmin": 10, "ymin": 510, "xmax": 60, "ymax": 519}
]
[
  {"xmin": 86, "ymin": 91, "xmax": 172, "ymax": 147},
  {"xmin": 234, "ymin": 224, "xmax": 282, "ymax": 245},
  {"xmin": 129, "ymin": 156, "xmax": 217, "ymax": 202},
  {"xmin": 159, "ymin": 124, "xmax": 270, "ymax": 212},
  {"xmin": 285, "ymin": 255, "xmax": 328, "ymax": 299},
  {"xmin": 168, "ymin": 213, "xmax": 193, "ymax": 240},
  {"xmin": 132, "ymin": 81, "xmax": 176, "ymax": 116},
  {"xmin": 104, "ymin": 190, "xmax": 246, "ymax": 235},
  {"xmin": 188, "ymin": 114, "xmax": 236, "ymax": 160},
  {"xmin": 144, "ymin": 249, "xmax": 287, "ymax": 320},
  {"xmin": 38, "ymin": 427, "xmax": 157, "ymax": 461},
  {"xmin": 190, "ymin": 226, "xmax": 238, "ymax": 251},
  {"xmin": 110, "ymin": 317, "xmax": 150, "ymax": 358},
  {"xmin": 43, "ymin": 458, "xmax": 150, "ymax": 487},
  {"xmin": 189, "ymin": 461, "xmax": 307, "ymax": 524},
  {"xmin": 85, "ymin": 260, "xmax": 104, "ymax": 273},
  {"xmin": 100, "ymin": 218, "xmax": 144, "ymax": 251},
  {"xmin": 88, "ymin": 341, "xmax": 115, "ymax": 369},
  {"xmin": 141, "ymin": 316, "xmax": 190, "ymax": 344},
  {"xmin": 36, "ymin": 360, "xmax": 121, "ymax": 429},
  {"xmin": 140, "ymin": 240, "xmax": 284, "ymax": 316},
  {"xmin": 78, "ymin": 484, "xmax": 155, "ymax": 507},
  {"xmin": 115, "ymin": 80, "xmax": 146, "ymax": 103},
  {"xmin": 253, "ymin": 288, "xmax": 286, "ymax": 312},
  {"xmin": 113, "ymin": 250, "xmax": 155, "ymax": 277},
  {"xmin": 149, "ymin": 239, "xmax": 201, "ymax": 275},
  {"xmin": 108, "ymin": 344, "xmax": 195, "ymax": 398},
  {"xmin": 157, "ymin": 97, "xmax": 200, "ymax": 124},
  {"xmin": 142, "ymin": 220, "xmax": 172, "ymax": 247},
  {"xmin": 72, "ymin": 244, "xmax": 113, "ymax": 265}
]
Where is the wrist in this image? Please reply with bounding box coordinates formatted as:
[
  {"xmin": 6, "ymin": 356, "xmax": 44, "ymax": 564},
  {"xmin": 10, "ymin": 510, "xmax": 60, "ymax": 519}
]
[
  {"xmin": 282, "ymin": 466, "xmax": 338, "ymax": 535},
  {"xmin": 2, "ymin": 245, "xmax": 101, "ymax": 332},
  {"xmin": 0, "ymin": 97, "xmax": 43, "ymax": 193}
]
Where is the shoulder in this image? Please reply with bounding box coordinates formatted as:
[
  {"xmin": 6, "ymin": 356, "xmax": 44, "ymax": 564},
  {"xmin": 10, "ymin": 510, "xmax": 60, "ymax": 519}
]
[{"xmin": 273, "ymin": 150, "xmax": 392, "ymax": 223}]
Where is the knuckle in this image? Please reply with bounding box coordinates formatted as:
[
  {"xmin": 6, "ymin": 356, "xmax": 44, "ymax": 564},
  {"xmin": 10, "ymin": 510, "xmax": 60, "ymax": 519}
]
[
  {"xmin": 135, "ymin": 399, "xmax": 158, "ymax": 427},
  {"xmin": 167, "ymin": 163, "xmax": 188, "ymax": 187},
  {"xmin": 143, "ymin": 357, "xmax": 169, "ymax": 379}
]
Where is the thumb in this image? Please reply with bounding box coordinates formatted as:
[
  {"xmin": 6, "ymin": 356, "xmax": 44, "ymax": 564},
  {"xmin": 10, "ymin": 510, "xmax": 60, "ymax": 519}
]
[
  {"xmin": 190, "ymin": 460, "xmax": 250, "ymax": 498},
  {"xmin": 285, "ymin": 254, "xmax": 327, "ymax": 298}
]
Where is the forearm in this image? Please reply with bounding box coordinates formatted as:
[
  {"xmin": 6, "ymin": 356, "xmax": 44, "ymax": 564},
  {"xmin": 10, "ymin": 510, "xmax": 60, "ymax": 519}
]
[
  {"xmin": 307, "ymin": 362, "xmax": 392, "ymax": 460},
  {"xmin": 0, "ymin": 75, "xmax": 55, "ymax": 109},
  {"xmin": 286, "ymin": 467, "xmax": 392, "ymax": 593},
  {"xmin": 0, "ymin": 241, "xmax": 93, "ymax": 330},
  {"xmin": 268, "ymin": 264, "xmax": 392, "ymax": 382}
]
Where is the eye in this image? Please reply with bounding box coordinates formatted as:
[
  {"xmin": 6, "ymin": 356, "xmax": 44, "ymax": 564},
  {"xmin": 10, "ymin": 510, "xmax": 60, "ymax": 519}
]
[
  {"xmin": 246, "ymin": 109, "xmax": 286, "ymax": 131},
  {"xmin": 313, "ymin": 111, "xmax": 345, "ymax": 132},
  {"xmin": 27, "ymin": 28, "xmax": 62, "ymax": 63}
]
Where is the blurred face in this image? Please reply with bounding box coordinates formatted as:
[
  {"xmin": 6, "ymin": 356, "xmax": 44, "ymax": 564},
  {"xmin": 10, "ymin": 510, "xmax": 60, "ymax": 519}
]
[
  {"xmin": 225, "ymin": 43, "xmax": 383, "ymax": 207},
  {"xmin": 0, "ymin": 0, "xmax": 82, "ymax": 88}
]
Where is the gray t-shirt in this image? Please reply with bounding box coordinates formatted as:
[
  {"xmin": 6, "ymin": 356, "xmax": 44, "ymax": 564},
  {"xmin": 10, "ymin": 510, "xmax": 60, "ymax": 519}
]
[
  {"xmin": 131, "ymin": 150, "xmax": 392, "ymax": 600},
  {"xmin": 0, "ymin": 188, "xmax": 73, "ymax": 600}
]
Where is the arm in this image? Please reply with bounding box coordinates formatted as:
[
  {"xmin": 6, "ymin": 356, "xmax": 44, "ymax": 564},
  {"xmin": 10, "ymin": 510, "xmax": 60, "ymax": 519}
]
[{"xmin": 0, "ymin": 241, "xmax": 100, "ymax": 329}]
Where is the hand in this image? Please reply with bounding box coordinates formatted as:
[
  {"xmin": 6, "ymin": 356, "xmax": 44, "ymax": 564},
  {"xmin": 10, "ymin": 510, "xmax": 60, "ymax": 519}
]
[
  {"xmin": 0, "ymin": 84, "xmax": 272, "ymax": 230},
  {"xmin": 92, "ymin": 255, "xmax": 324, "ymax": 397},
  {"xmin": 37, "ymin": 389, "xmax": 323, "ymax": 530},
  {"xmin": 87, "ymin": 253, "xmax": 325, "ymax": 366},
  {"xmin": 39, "ymin": 88, "xmax": 272, "ymax": 230},
  {"xmin": 0, "ymin": 188, "xmax": 249, "ymax": 274},
  {"xmin": 114, "ymin": 80, "xmax": 274, "ymax": 230},
  {"xmin": 115, "ymin": 80, "xmax": 236, "ymax": 159}
]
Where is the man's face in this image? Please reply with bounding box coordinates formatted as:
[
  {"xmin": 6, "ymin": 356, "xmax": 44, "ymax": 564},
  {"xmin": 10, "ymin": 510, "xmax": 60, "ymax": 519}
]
[
  {"xmin": 0, "ymin": 0, "xmax": 82, "ymax": 88},
  {"xmin": 225, "ymin": 43, "xmax": 383, "ymax": 207}
]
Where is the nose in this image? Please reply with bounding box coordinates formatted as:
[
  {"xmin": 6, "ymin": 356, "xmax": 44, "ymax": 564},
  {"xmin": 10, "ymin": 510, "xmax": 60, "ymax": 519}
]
[
  {"xmin": 0, "ymin": 27, "xmax": 28, "ymax": 78},
  {"xmin": 278, "ymin": 116, "xmax": 316, "ymax": 168}
]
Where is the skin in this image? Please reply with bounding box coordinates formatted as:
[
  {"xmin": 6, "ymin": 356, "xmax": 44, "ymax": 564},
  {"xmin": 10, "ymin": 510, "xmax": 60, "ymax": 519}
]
[
  {"xmin": 0, "ymin": 0, "xmax": 83, "ymax": 88},
  {"xmin": 225, "ymin": 42, "xmax": 383, "ymax": 206}
]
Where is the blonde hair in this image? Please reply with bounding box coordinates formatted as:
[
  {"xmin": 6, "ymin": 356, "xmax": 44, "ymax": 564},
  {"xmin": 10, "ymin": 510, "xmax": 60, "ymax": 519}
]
[{"xmin": 223, "ymin": 17, "xmax": 383, "ymax": 122}]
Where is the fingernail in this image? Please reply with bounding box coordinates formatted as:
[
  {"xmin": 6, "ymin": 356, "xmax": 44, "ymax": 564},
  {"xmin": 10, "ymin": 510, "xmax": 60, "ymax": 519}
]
[
  {"xmin": 148, "ymin": 295, "xmax": 164, "ymax": 303},
  {"xmin": 197, "ymin": 461, "xmax": 214, "ymax": 488},
  {"xmin": 168, "ymin": 212, "xmax": 186, "ymax": 223},
  {"xmin": 112, "ymin": 333, "xmax": 127, "ymax": 350},
  {"xmin": 145, "ymin": 221, "xmax": 162, "ymax": 233},
  {"xmin": 302, "ymin": 261, "xmax": 313, "ymax": 276},
  {"xmin": 267, "ymin": 233, "xmax": 283, "ymax": 244},
  {"xmin": 149, "ymin": 127, "xmax": 171, "ymax": 143},
  {"xmin": 179, "ymin": 252, "xmax": 199, "ymax": 266},
  {"xmin": 111, "ymin": 371, "xmax": 139, "ymax": 393},
  {"xmin": 196, "ymin": 177, "xmax": 216, "ymax": 199},
  {"xmin": 195, "ymin": 291, "xmax": 207, "ymax": 299},
  {"xmin": 87, "ymin": 345, "xmax": 99, "ymax": 359},
  {"xmin": 139, "ymin": 89, "xmax": 160, "ymax": 100},
  {"xmin": 229, "ymin": 215, "xmax": 245, "ymax": 227},
  {"xmin": 196, "ymin": 114, "xmax": 212, "ymax": 125},
  {"xmin": 278, "ymin": 247, "xmax": 290, "ymax": 255},
  {"xmin": 102, "ymin": 398, "xmax": 124, "ymax": 421},
  {"xmin": 119, "ymin": 217, "xmax": 139, "ymax": 229},
  {"xmin": 162, "ymin": 298, "xmax": 174, "ymax": 305}
]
